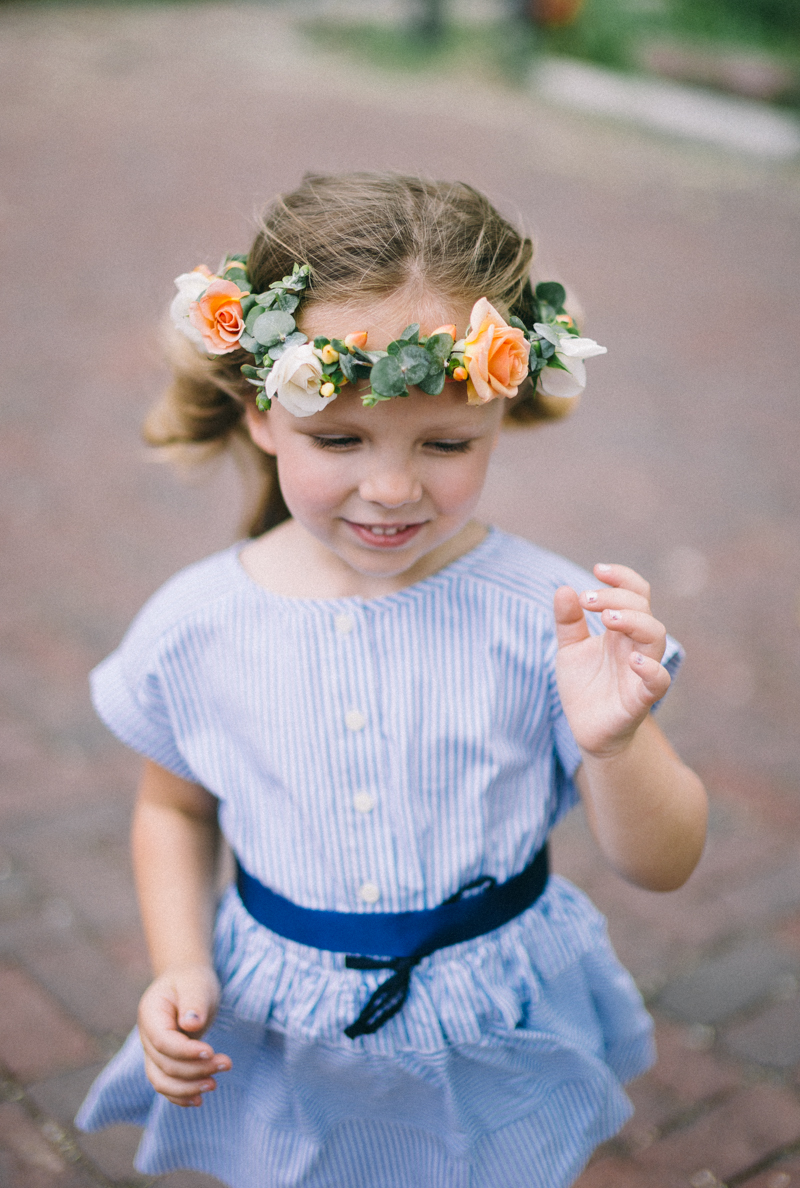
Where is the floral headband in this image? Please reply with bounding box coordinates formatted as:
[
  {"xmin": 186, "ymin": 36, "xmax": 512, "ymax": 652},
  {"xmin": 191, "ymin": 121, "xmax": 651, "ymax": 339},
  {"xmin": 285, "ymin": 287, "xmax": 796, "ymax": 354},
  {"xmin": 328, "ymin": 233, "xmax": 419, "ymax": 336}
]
[{"xmin": 171, "ymin": 257, "xmax": 606, "ymax": 418}]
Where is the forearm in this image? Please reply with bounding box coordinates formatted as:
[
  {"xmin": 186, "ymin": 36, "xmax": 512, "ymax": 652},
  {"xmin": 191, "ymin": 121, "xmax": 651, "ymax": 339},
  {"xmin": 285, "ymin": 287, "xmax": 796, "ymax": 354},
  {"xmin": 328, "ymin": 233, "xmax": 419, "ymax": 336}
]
[
  {"xmin": 575, "ymin": 715, "xmax": 707, "ymax": 892},
  {"xmin": 132, "ymin": 762, "xmax": 220, "ymax": 976}
]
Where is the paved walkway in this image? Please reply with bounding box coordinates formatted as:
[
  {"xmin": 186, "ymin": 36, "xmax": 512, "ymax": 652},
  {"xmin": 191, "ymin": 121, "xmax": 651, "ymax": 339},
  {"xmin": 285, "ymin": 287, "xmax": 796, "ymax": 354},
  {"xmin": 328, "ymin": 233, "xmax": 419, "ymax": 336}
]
[{"xmin": 1, "ymin": 4, "xmax": 800, "ymax": 1184}]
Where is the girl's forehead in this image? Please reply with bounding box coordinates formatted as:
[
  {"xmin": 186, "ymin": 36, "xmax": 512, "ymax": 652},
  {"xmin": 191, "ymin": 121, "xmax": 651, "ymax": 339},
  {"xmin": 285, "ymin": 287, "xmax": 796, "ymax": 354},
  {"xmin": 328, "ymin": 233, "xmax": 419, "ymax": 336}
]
[
  {"xmin": 295, "ymin": 382, "xmax": 502, "ymax": 434},
  {"xmin": 298, "ymin": 292, "xmax": 476, "ymax": 350}
]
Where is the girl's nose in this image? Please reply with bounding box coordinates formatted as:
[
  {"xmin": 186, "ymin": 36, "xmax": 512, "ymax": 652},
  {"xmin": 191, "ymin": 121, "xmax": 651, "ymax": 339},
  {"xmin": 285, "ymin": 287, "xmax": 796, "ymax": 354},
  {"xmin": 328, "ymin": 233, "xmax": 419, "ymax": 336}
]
[{"xmin": 359, "ymin": 466, "xmax": 423, "ymax": 508}]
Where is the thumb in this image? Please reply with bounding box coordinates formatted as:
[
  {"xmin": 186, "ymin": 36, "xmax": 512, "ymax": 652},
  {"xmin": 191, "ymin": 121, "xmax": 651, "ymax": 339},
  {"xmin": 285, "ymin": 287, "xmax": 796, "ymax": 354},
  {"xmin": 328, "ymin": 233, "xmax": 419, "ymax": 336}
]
[
  {"xmin": 174, "ymin": 967, "xmax": 219, "ymax": 1034},
  {"xmin": 554, "ymin": 585, "xmax": 591, "ymax": 650}
]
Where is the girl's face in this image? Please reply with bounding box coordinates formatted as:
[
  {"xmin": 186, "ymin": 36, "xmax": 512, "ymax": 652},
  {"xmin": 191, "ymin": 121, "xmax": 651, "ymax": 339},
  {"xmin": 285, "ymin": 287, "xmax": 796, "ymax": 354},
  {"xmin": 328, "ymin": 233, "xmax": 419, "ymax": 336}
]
[{"xmin": 244, "ymin": 293, "xmax": 505, "ymax": 596}]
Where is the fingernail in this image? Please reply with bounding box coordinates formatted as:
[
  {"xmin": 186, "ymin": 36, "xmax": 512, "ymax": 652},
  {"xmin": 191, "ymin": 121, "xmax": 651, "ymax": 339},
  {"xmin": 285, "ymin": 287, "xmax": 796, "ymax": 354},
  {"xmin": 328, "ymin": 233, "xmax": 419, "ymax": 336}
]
[
  {"xmin": 202, "ymin": 1080, "xmax": 215, "ymax": 1091},
  {"xmin": 214, "ymin": 1060, "xmax": 227, "ymax": 1071},
  {"xmin": 585, "ymin": 591, "xmax": 598, "ymax": 604},
  {"xmin": 596, "ymin": 563, "xmax": 611, "ymax": 572},
  {"xmin": 633, "ymin": 652, "xmax": 645, "ymax": 665},
  {"xmin": 197, "ymin": 1049, "xmax": 211, "ymax": 1060},
  {"xmin": 609, "ymin": 611, "xmax": 621, "ymax": 621},
  {"xmin": 184, "ymin": 1010, "xmax": 200, "ymax": 1021}
]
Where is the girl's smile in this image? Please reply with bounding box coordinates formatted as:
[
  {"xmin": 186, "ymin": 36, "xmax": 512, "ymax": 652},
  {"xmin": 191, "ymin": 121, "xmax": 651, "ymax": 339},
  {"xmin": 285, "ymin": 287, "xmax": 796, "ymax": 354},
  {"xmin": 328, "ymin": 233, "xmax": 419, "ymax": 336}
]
[{"xmin": 241, "ymin": 379, "xmax": 504, "ymax": 599}]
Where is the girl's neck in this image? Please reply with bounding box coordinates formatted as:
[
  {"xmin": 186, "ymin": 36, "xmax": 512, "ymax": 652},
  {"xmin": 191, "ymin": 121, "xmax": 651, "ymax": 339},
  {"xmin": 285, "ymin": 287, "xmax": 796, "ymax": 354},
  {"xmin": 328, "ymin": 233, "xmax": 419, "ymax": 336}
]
[{"xmin": 239, "ymin": 518, "xmax": 488, "ymax": 601}]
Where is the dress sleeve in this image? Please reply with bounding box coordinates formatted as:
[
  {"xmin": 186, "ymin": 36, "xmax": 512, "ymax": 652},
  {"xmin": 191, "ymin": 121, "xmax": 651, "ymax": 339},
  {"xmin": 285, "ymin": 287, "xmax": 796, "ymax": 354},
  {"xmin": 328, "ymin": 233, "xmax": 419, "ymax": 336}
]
[
  {"xmin": 549, "ymin": 609, "xmax": 685, "ymax": 821},
  {"xmin": 90, "ymin": 627, "xmax": 198, "ymax": 783}
]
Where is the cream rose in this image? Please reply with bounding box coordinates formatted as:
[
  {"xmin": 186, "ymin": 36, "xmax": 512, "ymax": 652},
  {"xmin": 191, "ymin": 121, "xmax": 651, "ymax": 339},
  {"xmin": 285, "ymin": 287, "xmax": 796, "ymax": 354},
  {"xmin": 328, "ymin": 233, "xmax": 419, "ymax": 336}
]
[
  {"xmin": 170, "ymin": 267, "xmax": 214, "ymax": 349},
  {"xmin": 265, "ymin": 342, "xmax": 333, "ymax": 417},
  {"xmin": 461, "ymin": 298, "xmax": 530, "ymax": 405},
  {"xmin": 536, "ymin": 326, "xmax": 607, "ymax": 400}
]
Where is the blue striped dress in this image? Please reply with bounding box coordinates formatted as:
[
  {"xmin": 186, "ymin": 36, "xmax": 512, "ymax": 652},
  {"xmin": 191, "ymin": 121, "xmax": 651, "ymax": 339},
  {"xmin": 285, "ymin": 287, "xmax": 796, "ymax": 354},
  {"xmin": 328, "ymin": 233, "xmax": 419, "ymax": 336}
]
[{"xmin": 76, "ymin": 528, "xmax": 682, "ymax": 1188}]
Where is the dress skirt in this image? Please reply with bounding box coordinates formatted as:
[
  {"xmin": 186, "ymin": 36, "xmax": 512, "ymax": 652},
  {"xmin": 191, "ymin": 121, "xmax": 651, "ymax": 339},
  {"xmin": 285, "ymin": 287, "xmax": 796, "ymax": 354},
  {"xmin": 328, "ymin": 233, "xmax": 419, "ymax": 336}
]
[{"xmin": 76, "ymin": 875, "xmax": 654, "ymax": 1188}]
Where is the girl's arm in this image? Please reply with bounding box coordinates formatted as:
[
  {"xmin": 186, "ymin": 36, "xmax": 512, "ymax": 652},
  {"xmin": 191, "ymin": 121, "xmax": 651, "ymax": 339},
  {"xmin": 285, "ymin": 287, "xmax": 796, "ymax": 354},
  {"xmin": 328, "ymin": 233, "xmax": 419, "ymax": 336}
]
[
  {"xmin": 132, "ymin": 759, "xmax": 231, "ymax": 1107},
  {"xmin": 554, "ymin": 564, "xmax": 707, "ymax": 892}
]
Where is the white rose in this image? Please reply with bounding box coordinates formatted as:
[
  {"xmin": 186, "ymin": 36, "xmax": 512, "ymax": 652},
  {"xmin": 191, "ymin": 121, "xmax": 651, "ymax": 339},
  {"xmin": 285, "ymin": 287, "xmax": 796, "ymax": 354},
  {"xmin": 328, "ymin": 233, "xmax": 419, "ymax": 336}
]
[
  {"xmin": 265, "ymin": 342, "xmax": 331, "ymax": 418},
  {"xmin": 535, "ymin": 327, "xmax": 607, "ymax": 400},
  {"xmin": 170, "ymin": 269, "xmax": 213, "ymax": 349}
]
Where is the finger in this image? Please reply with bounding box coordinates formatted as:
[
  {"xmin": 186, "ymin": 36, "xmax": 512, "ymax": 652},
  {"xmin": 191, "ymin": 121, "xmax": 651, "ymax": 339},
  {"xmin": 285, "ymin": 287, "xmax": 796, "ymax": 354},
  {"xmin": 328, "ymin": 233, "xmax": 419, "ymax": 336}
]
[
  {"xmin": 581, "ymin": 588, "xmax": 650, "ymax": 615},
  {"xmin": 139, "ymin": 1037, "xmax": 231, "ymax": 1082},
  {"xmin": 139, "ymin": 999, "xmax": 215, "ymax": 1062},
  {"xmin": 594, "ymin": 563, "xmax": 651, "ymax": 602},
  {"xmin": 601, "ymin": 609, "xmax": 667, "ymax": 657},
  {"xmin": 144, "ymin": 1056, "xmax": 219, "ymax": 1103},
  {"xmin": 630, "ymin": 652, "xmax": 672, "ymax": 703},
  {"xmin": 554, "ymin": 586, "xmax": 591, "ymax": 649},
  {"xmin": 174, "ymin": 971, "xmax": 219, "ymax": 1036}
]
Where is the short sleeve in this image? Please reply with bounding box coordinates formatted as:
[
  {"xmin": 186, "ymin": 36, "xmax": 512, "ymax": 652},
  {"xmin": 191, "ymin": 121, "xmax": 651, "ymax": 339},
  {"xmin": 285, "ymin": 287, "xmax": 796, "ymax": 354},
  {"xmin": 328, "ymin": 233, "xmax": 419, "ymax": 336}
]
[
  {"xmin": 549, "ymin": 616, "xmax": 685, "ymax": 821},
  {"xmin": 90, "ymin": 640, "xmax": 198, "ymax": 783}
]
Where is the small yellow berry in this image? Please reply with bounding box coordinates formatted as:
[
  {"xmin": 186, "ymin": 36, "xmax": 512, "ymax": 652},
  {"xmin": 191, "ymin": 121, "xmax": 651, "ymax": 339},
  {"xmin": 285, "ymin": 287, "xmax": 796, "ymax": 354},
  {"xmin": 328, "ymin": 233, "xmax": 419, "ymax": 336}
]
[
  {"xmin": 320, "ymin": 345, "xmax": 339, "ymax": 364},
  {"xmin": 453, "ymin": 366, "xmax": 468, "ymax": 382},
  {"xmin": 320, "ymin": 382, "xmax": 336, "ymax": 399}
]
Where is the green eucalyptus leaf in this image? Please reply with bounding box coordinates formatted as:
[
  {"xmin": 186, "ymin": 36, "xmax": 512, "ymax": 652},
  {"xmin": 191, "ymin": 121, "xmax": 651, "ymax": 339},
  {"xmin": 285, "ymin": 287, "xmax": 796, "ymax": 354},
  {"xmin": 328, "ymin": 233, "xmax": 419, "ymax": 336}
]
[
  {"xmin": 509, "ymin": 315, "xmax": 527, "ymax": 331},
  {"xmin": 272, "ymin": 290, "xmax": 300, "ymax": 314},
  {"xmin": 251, "ymin": 310, "xmax": 296, "ymax": 347},
  {"xmin": 330, "ymin": 339, "xmax": 348, "ymax": 355},
  {"xmin": 387, "ymin": 341, "xmax": 401, "ymax": 356},
  {"xmin": 540, "ymin": 339, "xmax": 555, "ymax": 360},
  {"xmin": 424, "ymin": 333, "xmax": 454, "ymax": 368},
  {"xmin": 267, "ymin": 330, "xmax": 307, "ymax": 359},
  {"xmin": 546, "ymin": 355, "xmax": 569, "ymax": 372},
  {"xmin": 240, "ymin": 295, "xmax": 258, "ymax": 317},
  {"xmin": 244, "ymin": 306, "xmax": 267, "ymax": 335},
  {"xmin": 397, "ymin": 344, "xmax": 432, "ymax": 386},
  {"xmin": 238, "ymin": 331, "xmax": 259, "ymax": 354},
  {"xmin": 313, "ymin": 336, "xmax": 330, "ymax": 349},
  {"xmin": 338, "ymin": 352, "xmax": 370, "ymax": 384},
  {"xmin": 417, "ymin": 366, "xmax": 446, "ymax": 396},
  {"xmin": 240, "ymin": 364, "xmax": 259, "ymax": 379},
  {"xmin": 351, "ymin": 345, "xmax": 377, "ymax": 364},
  {"xmin": 399, "ymin": 323, "xmax": 420, "ymax": 344},
  {"xmin": 370, "ymin": 355, "xmax": 407, "ymax": 398},
  {"xmin": 535, "ymin": 282, "xmax": 566, "ymax": 311},
  {"xmin": 255, "ymin": 393, "xmax": 272, "ymax": 411}
]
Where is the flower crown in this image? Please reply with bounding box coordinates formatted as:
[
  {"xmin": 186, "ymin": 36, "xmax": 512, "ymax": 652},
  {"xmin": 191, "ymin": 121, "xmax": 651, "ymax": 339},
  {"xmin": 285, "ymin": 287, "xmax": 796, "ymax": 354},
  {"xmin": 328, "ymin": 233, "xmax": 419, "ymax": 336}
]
[{"xmin": 171, "ymin": 257, "xmax": 606, "ymax": 418}]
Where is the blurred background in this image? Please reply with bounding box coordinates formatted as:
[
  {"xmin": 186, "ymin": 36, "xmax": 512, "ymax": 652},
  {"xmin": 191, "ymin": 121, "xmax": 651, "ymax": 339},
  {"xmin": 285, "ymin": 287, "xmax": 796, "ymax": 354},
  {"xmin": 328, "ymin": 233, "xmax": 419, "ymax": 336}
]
[{"xmin": 1, "ymin": 0, "xmax": 800, "ymax": 1184}]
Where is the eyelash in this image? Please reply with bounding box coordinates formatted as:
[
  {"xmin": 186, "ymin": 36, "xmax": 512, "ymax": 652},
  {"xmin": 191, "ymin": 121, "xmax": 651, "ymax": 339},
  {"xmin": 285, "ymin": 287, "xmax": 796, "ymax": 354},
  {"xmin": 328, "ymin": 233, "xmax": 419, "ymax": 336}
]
[{"xmin": 311, "ymin": 437, "xmax": 473, "ymax": 454}]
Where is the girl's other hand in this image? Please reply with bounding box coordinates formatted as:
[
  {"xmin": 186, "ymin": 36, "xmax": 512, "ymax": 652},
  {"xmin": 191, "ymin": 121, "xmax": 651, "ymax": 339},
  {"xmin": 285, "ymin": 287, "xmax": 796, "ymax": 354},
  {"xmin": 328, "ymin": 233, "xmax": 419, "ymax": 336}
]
[
  {"xmin": 137, "ymin": 963, "xmax": 231, "ymax": 1107},
  {"xmin": 554, "ymin": 563, "xmax": 671, "ymax": 758}
]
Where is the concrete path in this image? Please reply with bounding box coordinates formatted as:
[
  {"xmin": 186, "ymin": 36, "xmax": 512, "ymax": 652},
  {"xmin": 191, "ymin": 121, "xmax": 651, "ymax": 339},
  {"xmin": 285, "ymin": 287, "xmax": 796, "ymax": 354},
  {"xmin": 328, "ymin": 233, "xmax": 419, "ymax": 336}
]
[{"xmin": 1, "ymin": 4, "xmax": 800, "ymax": 1183}]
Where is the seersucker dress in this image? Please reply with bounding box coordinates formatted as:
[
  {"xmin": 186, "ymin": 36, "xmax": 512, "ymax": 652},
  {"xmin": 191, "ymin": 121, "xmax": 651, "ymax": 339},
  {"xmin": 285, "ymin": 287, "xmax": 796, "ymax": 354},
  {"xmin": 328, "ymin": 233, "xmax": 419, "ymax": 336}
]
[{"xmin": 76, "ymin": 528, "xmax": 683, "ymax": 1188}]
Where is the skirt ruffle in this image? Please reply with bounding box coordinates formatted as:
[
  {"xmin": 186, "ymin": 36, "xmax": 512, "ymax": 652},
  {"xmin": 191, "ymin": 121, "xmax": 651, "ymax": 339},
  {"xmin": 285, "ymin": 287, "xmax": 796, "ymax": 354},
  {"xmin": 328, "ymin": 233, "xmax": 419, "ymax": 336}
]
[{"xmin": 76, "ymin": 876, "xmax": 654, "ymax": 1188}]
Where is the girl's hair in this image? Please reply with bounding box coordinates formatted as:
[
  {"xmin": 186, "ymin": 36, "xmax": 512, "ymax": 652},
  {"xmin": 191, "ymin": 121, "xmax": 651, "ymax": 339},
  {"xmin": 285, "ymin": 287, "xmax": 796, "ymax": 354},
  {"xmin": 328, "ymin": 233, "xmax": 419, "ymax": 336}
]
[{"xmin": 146, "ymin": 172, "xmax": 573, "ymax": 538}]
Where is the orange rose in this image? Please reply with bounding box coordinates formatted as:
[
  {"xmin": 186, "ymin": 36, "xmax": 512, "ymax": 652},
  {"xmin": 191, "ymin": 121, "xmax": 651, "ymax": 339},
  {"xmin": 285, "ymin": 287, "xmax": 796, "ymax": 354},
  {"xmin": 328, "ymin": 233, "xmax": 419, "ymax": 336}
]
[
  {"xmin": 189, "ymin": 279, "xmax": 246, "ymax": 354},
  {"xmin": 461, "ymin": 298, "xmax": 529, "ymax": 404}
]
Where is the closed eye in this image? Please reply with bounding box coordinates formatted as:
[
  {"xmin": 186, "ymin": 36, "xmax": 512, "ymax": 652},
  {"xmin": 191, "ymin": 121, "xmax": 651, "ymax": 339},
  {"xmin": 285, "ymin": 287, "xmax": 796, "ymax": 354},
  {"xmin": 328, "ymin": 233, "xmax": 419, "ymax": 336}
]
[
  {"xmin": 425, "ymin": 440, "xmax": 473, "ymax": 454},
  {"xmin": 311, "ymin": 435, "xmax": 361, "ymax": 450}
]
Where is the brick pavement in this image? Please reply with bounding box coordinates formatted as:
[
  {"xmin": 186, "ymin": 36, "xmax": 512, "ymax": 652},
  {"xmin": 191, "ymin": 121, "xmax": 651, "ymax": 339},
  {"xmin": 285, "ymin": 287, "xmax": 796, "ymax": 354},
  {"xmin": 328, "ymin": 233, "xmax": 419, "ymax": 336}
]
[{"xmin": 1, "ymin": 3, "xmax": 800, "ymax": 1183}]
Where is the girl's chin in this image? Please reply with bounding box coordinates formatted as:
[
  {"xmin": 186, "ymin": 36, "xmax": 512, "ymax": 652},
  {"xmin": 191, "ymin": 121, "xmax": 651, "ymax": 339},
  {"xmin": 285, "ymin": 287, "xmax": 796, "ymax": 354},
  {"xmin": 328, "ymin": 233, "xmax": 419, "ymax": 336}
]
[{"xmin": 343, "ymin": 521, "xmax": 426, "ymax": 550}]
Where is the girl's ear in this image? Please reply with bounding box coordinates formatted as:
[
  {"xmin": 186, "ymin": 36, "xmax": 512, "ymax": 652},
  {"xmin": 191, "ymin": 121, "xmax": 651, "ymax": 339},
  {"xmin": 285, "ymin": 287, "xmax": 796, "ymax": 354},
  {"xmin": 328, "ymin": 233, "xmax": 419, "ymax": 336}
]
[{"xmin": 243, "ymin": 403, "xmax": 278, "ymax": 456}]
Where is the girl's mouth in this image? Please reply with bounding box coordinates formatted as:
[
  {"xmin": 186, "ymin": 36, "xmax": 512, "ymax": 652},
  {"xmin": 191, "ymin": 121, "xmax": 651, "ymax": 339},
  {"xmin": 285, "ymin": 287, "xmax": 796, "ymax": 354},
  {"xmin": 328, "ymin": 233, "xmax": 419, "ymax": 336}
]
[{"xmin": 345, "ymin": 521, "xmax": 425, "ymax": 548}]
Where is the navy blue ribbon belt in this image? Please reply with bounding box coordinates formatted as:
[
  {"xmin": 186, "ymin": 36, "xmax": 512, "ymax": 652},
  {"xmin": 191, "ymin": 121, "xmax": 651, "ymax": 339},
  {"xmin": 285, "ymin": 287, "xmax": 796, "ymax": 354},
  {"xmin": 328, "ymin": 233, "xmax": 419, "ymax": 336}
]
[{"xmin": 236, "ymin": 844, "xmax": 549, "ymax": 1039}]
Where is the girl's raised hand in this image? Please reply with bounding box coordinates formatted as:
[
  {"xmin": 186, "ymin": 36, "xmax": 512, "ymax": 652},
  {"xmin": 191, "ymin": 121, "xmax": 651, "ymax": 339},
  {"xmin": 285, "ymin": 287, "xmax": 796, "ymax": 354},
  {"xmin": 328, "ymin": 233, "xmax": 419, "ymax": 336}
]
[
  {"xmin": 554, "ymin": 563, "xmax": 671, "ymax": 758},
  {"xmin": 137, "ymin": 963, "xmax": 231, "ymax": 1108}
]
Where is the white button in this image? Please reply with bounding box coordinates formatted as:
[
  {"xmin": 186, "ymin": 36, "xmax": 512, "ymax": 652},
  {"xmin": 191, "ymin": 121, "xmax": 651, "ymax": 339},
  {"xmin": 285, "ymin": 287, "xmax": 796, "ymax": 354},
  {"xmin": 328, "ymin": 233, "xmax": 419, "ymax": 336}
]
[
  {"xmin": 358, "ymin": 882, "xmax": 380, "ymax": 904},
  {"xmin": 353, "ymin": 791, "xmax": 376, "ymax": 814},
  {"xmin": 335, "ymin": 614, "xmax": 354, "ymax": 636},
  {"xmin": 345, "ymin": 709, "xmax": 366, "ymax": 732}
]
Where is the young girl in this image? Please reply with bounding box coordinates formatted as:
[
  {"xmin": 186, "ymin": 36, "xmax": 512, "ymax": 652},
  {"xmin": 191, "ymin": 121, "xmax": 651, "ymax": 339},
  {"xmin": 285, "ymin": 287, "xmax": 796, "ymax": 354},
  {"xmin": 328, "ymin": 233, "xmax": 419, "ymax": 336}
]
[{"xmin": 76, "ymin": 172, "xmax": 706, "ymax": 1188}]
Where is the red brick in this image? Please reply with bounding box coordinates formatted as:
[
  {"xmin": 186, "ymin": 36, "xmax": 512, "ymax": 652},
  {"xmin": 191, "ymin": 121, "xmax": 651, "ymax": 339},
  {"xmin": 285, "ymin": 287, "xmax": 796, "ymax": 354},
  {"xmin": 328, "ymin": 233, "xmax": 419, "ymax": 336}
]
[
  {"xmin": 76, "ymin": 1124, "xmax": 146, "ymax": 1183},
  {"xmin": 0, "ymin": 963, "xmax": 100, "ymax": 1081},
  {"xmin": 649, "ymin": 1019, "xmax": 742, "ymax": 1101},
  {"xmin": 18, "ymin": 934, "xmax": 145, "ymax": 1037},
  {"xmin": 574, "ymin": 1154, "xmax": 685, "ymax": 1187},
  {"xmin": 0, "ymin": 1102, "xmax": 96, "ymax": 1188},
  {"xmin": 637, "ymin": 1085, "xmax": 800, "ymax": 1181},
  {"xmin": 738, "ymin": 1154, "xmax": 800, "ymax": 1187}
]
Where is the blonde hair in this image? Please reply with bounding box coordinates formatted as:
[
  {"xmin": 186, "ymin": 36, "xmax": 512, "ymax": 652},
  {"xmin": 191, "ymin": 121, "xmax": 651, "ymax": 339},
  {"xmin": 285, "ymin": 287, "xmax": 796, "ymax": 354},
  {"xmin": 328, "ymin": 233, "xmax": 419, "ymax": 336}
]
[{"xmin": 146, "ymin": 172, "xmax": 574, "ymax": 538}]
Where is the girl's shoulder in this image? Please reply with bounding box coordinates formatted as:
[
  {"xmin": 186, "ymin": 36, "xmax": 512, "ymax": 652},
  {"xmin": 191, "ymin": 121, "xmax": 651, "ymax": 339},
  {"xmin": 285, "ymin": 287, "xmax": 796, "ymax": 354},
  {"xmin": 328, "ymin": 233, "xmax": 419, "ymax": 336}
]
[
  {"xmin": 118, "ymin": 543, "xmax": 249, "ymax": 654},
  {"xmin": 462, "ymin": 529, "xmax": 595, "ymax": 610}
]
